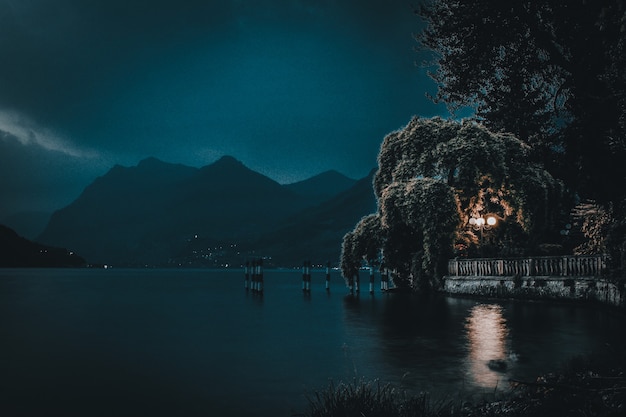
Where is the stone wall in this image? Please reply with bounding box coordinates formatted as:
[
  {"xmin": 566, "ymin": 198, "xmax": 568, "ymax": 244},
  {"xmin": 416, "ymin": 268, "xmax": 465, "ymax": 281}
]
[{"xmin": 442, "ymin": 275, "xmax": 625, "ymax": 308}]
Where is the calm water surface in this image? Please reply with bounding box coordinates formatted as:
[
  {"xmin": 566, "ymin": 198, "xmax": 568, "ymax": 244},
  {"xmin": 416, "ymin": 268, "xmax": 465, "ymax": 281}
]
[{"xmin": 1, "ymin": 268, "xmax": 624, "ymax": 416}]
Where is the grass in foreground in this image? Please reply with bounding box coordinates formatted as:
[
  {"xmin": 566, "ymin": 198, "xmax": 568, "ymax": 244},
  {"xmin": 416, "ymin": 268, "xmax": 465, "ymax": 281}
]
[
  {"xmin": 303, "ymin": 344, "xmax": 626, "ymax": 417},
  {"xmin": 304, "ymin": 379, "xmax": 457, "ymax": 417}
]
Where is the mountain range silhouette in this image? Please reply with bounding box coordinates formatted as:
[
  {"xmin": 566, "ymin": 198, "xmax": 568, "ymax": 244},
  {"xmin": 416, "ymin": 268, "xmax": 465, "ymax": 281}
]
[{"xmin": 37, "ymin": 156, "xmax": 376, "ymax": 267}]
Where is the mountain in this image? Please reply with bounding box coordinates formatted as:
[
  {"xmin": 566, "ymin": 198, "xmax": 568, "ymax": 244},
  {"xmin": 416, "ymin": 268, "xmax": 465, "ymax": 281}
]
[
  {"xmin": 1, "ymin": 210, "xmax": 51, "ymax": 240},
  {"xmin": 38, "ymin": 156, "xmax": 377, "ymax": 267},
  {"xmin": 285, "ymin": 170, "xmax": 356, "ymax": 201},
  {"xmin": 250, "ymin": 169, "xmax": 378, "ymax": 267},
  {"xmin": 38, "ymin": 157, "xmax": 199, "ymax": 265},
  {"xmin": 170, "ymin": 156, "xmax": 309, "ymax": 239},
  {"xmin": 0, "ymin": 224, "xmax": 85, "ymax": 267},
  {"xmin": 38, "ymin": 156, "xmax": 316, "ymax": 266}
]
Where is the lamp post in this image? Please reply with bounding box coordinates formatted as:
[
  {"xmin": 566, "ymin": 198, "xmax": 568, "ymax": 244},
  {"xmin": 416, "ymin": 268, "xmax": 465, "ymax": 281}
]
[{"xmin": 469, "ymin": 215, "xmax": 497, "ymax": 257}]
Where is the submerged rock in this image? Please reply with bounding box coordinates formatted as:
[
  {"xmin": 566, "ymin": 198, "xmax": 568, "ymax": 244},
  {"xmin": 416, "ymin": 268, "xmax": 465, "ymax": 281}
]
[{"xmin": 488, "ymin": 359, "xmax": 508, "ymax": 372}]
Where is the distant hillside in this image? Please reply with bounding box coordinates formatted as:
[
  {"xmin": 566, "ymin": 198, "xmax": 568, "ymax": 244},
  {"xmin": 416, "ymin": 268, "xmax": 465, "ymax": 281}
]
[
  {"xmin": 38, "ymin": 157, "xmax": 199, "ymax": 265},
  {"xmin": 285, "ymin": 170, "xmax": 356, "ymax": 201},
  {"xmin": 1, "ymin": 211, "xmax": 51, "ymax": 240},
  {"xmin": 0, "ymin": 224, "xmax": 85, "ymax": 267},
  {"xmin": 39, "ymin": 156, "xmax": 353, "ymax": 266},
  {"xmin": 250, "ymin": 169, "xmax": 378, "ymax": 267}
]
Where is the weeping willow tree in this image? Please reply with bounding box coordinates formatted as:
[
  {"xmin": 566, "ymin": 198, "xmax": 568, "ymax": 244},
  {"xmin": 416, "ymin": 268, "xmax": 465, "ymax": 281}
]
[{"xmin": 341, "ymin": 117, "xmax": 563, "ymax": 291}]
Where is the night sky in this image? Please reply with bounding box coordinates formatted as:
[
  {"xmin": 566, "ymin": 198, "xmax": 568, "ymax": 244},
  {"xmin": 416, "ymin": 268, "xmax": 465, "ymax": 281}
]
[{"xmin": 0, "ymin": 0, "xmax": 455, "ymax": 219}]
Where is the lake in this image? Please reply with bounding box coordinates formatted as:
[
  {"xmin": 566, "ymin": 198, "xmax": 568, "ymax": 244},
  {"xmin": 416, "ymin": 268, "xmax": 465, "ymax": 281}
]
[{"xmin": 1, "ymin": 268, "xmax": 624, "ymax": 416}]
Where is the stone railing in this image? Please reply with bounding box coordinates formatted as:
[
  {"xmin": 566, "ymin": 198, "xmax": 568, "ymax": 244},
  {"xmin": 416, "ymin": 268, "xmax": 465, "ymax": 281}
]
[{"xmin": 448, "ymin": 255, "xmax": 609, "ymax": 277}]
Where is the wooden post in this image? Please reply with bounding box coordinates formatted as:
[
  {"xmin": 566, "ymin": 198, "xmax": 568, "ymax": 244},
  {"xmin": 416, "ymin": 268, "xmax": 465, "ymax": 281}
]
[
  {"xmin": 369, "ymin": 265, "xmax": 374, "ymax": 294},
  {"xmin": 302, "ymin": 260, "xmax": 312, "ymax": 293},
  {"xmin": 251, "ymin": 258, "xmax": 262, "ymax": 293},
  {"xmin": 305, "ymin": 260, "xmax": 311, "ymax": 293},
  {"xmin": 325, "ymin": 261, "xmax": 331, "ymax": 292},
  {"xmin": 354, "ymin": 270, "xmax": 360, "ymax": 293},
  {"xmin": 257, "ymin": 258, "xmax": 263, "ymax": 294},
  {"xmin": 380, "ymin": 268, "xmax": 389, "ymax": 291},
  {"xmin": 381, "ymin": 267, "xmax": 387, "ymax": 291},
  {"xmin": 250, "ymin": 259, "xmax": 256, "ymax": 292},
  {"xmin": 244, "ymin": 260, "xmax": 250, "ymax": 291}
]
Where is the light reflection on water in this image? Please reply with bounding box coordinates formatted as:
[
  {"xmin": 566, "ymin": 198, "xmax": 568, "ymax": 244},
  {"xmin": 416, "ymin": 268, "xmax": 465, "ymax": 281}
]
[
  {"xmin": 464, "ymin": 304, "xmax": 509, "ymax": 388},
  {"xmin": 1, "ymin": 269, "xmax": 624, "ymax": 416}
]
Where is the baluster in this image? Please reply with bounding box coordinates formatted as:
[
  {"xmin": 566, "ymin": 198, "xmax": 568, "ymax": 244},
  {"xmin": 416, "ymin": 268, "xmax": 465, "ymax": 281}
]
[{"xmin": 580, "ymin": 258, "xmax": 587, "ymax": 276}]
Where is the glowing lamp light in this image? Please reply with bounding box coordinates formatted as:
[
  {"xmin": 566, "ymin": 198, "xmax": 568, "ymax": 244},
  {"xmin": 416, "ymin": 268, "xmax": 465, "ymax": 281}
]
[
  {"xmin": 469, "ymin": 214, "xmax": 498, "ymax": 257},
  {"xmin": 469, "ymin": 215, "xmax": 497, "ymax": 227},
  {"xmin": 469, "ymin": 217, "xmax": 483, "ymax": 226}
]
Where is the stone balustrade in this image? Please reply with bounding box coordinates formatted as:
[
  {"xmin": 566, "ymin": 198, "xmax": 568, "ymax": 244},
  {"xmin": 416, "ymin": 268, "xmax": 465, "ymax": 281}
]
[{"xmin": 448, "ymin": 255, "xmax": 608, "ymax": 277}]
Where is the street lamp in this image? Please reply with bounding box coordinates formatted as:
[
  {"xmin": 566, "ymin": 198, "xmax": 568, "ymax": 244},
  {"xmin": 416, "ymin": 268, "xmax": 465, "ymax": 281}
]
[{"xmin": 469, "ymin": 215, "xmax": 497, "ymax": 256}]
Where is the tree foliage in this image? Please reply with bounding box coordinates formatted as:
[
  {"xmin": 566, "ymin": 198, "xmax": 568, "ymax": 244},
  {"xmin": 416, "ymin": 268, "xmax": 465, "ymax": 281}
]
[
  {"xmin": 571, "ymin": 201, "xmax": 614, "ymax": 256},
  {"xmin": 341, "ymin": 117, "xmax": 562, "ymax": 290},
  {"xmin": 340, "ymin": 214, "xmax": 382, "ymax": 282},
  {"xmin": 417, "ymin": 0, "xmax": 626, "ymax": 210}
]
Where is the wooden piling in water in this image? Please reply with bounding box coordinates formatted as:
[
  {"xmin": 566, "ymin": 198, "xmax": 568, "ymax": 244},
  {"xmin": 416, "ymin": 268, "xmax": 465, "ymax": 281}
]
[
  {"xmin": 325, "ymin": 261, "xmax": 330, "ymax": 292},
  {"xmin": 257, "ymin": 258, "xmax": 264, "ymax": 294},
  {"xmin": 247, "ymin": 258, "xmax": 264, "ymax": 294},
  {"xmin": 251, "ymin": 259, "xmax": 257, "ymax": 292},
  {"xmin": 381, "ymin": 268, "xmax": 390, "ymax": 292},
  {"xmin": 303, "ymin": 261, "xmax": 311, "ymax": 292},
  {"xmin": 305, "ymin": 260, "xmax": 312, "ymax": 293},
  {"xmin": 369, "ymin": 266, "xmax": 375, "ymax": 294}
]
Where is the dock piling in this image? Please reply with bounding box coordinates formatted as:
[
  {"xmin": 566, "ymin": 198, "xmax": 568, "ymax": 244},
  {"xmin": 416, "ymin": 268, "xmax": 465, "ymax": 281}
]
[{"xmin": 325, "ymin": 261, "xmax": 330, "ymax": 292}]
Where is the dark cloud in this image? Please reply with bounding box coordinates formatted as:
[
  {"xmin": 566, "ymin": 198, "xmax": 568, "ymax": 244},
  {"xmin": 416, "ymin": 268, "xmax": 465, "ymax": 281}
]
[
  {"xmin": 0, "ymin": 132, "xmax": 108, "ymax": 217},
  {"xmin": 0, "ymin": 0, "xmax": 448, "ymax": 219}
]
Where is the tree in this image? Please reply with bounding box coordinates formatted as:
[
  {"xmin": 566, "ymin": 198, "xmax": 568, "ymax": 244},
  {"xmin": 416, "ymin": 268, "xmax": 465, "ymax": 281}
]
[
  {"xmin": 571, "ymin": 201, "xmax": 613, "ymax": 256},
  {"xmin": 340, "ymin": 214, "xmax": 382, "ymax": 283},
  {"xmin": 340, "ymin": 117, "xmax": 562, "ymax": 290},
  {"xmin": 416, "ymin": 0, "xmax": 626, "ymax": 211}
]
